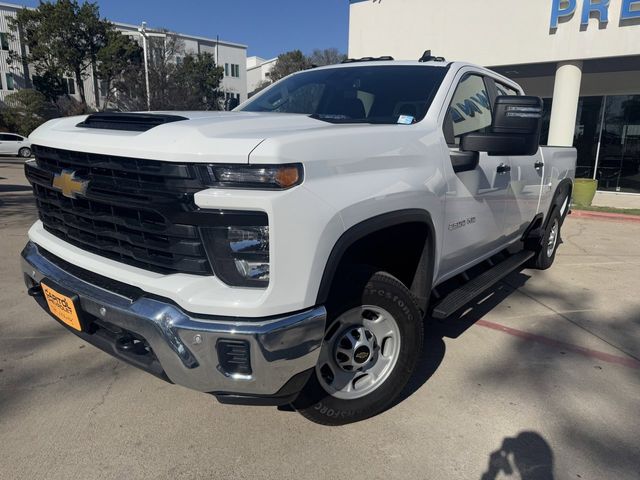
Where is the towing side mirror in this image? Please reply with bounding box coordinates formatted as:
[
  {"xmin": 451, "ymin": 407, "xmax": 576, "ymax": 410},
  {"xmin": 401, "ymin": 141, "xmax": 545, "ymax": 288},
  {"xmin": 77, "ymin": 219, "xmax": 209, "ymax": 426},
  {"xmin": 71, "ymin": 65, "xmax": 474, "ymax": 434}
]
[{"xmin": 460, "ymin": 96, "xmax": 543, "ymax": 156}]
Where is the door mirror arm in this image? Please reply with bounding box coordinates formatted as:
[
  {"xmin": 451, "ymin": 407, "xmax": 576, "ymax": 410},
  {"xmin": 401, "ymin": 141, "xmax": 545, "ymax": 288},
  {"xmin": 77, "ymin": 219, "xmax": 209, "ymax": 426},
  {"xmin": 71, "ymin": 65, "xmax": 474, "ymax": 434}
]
[{"xmin": 449, "ymin": 148, "xmax": 479, "ymax": 173}]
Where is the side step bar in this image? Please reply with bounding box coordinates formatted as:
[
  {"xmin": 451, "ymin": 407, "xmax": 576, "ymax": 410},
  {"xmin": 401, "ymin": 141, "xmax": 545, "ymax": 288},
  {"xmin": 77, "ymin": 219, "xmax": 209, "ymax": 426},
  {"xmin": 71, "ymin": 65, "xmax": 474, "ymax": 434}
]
[{"xmin": 431, "ymin": 250, "xmax": 534, "ymax": 319}]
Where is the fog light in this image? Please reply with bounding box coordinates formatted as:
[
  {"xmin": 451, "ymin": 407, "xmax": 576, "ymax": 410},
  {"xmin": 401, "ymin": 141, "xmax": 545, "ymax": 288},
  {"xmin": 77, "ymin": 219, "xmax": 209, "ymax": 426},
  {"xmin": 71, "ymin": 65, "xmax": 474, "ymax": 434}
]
[
  {"xmin": 234, "ymin": 258, "xmax": 269, "ymax": 281},
  {"xmin": 201, "ymin": 219, "xmax": 270, "ymax": 288}
]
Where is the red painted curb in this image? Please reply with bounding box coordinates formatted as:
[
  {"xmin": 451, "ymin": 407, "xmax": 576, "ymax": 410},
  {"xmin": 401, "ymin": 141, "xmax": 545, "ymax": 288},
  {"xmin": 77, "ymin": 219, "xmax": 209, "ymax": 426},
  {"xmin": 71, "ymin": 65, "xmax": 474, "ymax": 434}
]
[
  {"xmin": 570, "ymin": 209, "xmax": 640, "ymax": 223},
  {"xmin": 476, "ymin": 319, "xmax": 640, "ymax": 369}
]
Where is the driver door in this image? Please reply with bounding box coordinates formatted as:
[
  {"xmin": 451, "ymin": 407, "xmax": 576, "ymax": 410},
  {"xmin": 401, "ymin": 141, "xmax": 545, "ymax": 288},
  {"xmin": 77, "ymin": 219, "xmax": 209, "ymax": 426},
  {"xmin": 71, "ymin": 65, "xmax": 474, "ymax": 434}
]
[{"xmin": 439, "ymin": 73, "xmax": 512, "ymax": 278}]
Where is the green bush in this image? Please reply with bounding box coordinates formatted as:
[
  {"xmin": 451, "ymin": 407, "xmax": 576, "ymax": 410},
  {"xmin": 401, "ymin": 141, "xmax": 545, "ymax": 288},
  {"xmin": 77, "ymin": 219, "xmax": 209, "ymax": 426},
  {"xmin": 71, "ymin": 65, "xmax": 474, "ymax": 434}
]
[{"xmin": 1, "ymin": 89, "xmax": 57, "ymax": 136}]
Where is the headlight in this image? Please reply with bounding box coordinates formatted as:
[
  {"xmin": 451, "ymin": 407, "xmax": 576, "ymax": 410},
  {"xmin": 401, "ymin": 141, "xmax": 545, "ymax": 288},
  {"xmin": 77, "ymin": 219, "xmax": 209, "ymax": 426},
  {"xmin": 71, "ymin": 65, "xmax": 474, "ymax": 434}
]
[
  {"xmin": 203, "ymin": 164, "xmax": 303, "ymax": 190},
  {"xmin": 201, "ymin": 221, "xmax": 270, "ymax": 288}
]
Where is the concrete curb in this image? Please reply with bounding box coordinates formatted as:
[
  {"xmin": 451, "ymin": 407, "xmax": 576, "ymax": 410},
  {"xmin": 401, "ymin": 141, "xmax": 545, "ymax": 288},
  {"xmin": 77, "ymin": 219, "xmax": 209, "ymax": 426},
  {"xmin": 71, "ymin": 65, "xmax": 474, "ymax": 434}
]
[{"xmin": 570, "ymin": 209, "xmax": 640, "ymax": 223}]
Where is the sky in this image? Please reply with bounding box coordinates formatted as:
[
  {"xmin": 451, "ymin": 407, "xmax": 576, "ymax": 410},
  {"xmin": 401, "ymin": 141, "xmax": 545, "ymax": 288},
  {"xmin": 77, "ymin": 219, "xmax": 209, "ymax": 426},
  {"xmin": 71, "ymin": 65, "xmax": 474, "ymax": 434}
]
[{"xmin": 16, "ymin": 0, "xmax": 351, "ymax": 59}]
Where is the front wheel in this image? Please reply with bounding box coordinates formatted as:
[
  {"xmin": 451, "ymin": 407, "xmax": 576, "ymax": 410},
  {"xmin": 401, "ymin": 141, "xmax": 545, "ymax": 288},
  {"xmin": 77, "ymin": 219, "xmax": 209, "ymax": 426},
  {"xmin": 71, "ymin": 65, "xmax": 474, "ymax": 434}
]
[
  {"xmin": 18, "ymin": 147, "xmax": 32, "ymax": 158},
  {"xmin": 294, "ymin": 269, "xmax": 423, "ymax": 425}
]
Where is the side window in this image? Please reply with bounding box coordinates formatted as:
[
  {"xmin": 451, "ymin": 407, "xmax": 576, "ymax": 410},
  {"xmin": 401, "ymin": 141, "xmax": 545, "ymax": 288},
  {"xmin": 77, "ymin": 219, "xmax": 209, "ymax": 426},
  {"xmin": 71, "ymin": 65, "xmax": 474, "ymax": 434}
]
[
  {"xmin": 445, "ymin": 74, "xmax": 493, "ymax": 145},
  {"xmin": 0, "ymin": 134, "xmax": 12, "ymax": 141},
  {"xmin": 0, "ymin": 32, "xmax": 9, "ymax": 51},
  {"xmin": 496, "ymin": 82, "xmax": 519, "ymax": 96}
]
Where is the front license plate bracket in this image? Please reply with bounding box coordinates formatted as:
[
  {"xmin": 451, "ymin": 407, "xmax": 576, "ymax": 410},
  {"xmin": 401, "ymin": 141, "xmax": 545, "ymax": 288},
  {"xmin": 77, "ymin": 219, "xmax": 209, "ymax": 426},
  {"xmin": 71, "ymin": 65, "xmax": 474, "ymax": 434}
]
[{"xmin": 41, "ymin": 280, "xmax": 84, "ymax": 332}]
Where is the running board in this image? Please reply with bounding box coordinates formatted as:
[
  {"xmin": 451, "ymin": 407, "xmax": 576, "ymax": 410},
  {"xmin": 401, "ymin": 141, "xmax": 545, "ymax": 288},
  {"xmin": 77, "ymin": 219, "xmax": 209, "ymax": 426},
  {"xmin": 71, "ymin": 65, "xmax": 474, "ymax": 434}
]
[{"xmin": 431, "ymin": 250, "xmax": 534, "ymax": 319}]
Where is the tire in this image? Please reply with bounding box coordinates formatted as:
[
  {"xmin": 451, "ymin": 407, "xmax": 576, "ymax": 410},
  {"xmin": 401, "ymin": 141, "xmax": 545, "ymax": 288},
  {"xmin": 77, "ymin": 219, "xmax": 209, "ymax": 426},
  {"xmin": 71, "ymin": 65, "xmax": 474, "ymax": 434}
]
[
  {"xmin": 18, "ymin": 147, "xmax": 31, "ymax": 158},
  {"xmin": 530, "ymin": 208, "xmax": 562, "ymax": 270},
  {"xmin": 293, "ymin": 268, "xmax": 424, "ymax": 425}
]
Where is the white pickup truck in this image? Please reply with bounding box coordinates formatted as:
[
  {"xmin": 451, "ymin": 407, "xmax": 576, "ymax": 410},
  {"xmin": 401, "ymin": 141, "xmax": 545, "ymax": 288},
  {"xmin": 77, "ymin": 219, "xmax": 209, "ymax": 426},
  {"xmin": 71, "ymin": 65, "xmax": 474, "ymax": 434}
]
[{"xmin": 21, "ymin": 57, "xmax": 576, "ymax": 425}]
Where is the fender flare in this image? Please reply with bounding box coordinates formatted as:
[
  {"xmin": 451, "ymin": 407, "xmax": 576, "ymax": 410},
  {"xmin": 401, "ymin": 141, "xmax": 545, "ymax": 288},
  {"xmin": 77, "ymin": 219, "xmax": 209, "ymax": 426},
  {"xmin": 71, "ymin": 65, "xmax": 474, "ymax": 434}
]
[
  {"xmin": 315, "ymin": 209, "xmax": 436, "ymax": 311},
  {"xmin": 546, "ymin": 178, "xmax": 573, "ymax": 227}
]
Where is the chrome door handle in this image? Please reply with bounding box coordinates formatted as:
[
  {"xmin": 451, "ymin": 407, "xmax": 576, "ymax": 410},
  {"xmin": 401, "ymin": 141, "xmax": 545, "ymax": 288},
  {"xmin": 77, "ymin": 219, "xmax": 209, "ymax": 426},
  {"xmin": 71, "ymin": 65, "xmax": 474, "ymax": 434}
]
[
  {"xmin": 535, "ymin": 161, "xmax": 544, "ymax": 169},
  {"xmin": 497, "ymin": 163, "xmax": 511, "ymax": 174}
]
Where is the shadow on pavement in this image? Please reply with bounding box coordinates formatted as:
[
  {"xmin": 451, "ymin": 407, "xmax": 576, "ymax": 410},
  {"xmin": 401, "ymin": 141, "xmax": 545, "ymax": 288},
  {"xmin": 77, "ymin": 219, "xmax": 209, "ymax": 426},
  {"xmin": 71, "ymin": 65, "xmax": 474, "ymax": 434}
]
[
  {"xmin": 481, "ymin": 431, "xmax": 555, "ymax": 480},
  {"xmin": 0, "ymin": 184, "xmax": 32, "ymax": 193},
  {"xmin": 394, "ymin": 271, "xmax": 531, "ymax": 407},
  {"xmin": 0, "ymin": 189, "xmax": 37, "ymax": 226}
]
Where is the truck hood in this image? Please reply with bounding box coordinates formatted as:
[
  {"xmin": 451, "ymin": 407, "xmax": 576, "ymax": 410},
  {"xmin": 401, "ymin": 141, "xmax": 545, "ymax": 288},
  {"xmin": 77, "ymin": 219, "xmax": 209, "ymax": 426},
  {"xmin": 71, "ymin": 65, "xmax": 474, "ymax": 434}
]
[{"xmin": 28, "ymin": 111, "xmax": 333, "ymax": 164}]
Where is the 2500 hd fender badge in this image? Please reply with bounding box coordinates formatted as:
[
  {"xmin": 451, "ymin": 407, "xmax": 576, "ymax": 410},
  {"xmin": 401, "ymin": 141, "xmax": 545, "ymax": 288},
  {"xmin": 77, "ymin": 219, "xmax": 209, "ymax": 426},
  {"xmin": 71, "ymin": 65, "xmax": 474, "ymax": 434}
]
[{"xmin": 448, "ymin": 217, "xmax": 477, "ymax": 231}]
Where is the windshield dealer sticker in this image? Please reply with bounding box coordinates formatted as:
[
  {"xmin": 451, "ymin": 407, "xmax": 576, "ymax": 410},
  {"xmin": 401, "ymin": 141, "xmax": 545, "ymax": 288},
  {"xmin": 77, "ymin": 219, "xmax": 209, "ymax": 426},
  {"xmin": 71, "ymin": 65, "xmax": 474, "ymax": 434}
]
[{"xmin": 397, "ymin": 115, "xmax": 415, "ymax": 125}]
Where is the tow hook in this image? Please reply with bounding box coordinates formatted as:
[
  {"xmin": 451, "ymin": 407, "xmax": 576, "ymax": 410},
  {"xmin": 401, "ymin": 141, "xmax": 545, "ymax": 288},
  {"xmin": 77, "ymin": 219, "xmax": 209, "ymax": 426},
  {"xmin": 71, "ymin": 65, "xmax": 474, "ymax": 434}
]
[
  {"xmin": 116, "ymin": 335, "xmax": 148, "ymax": 356},
  {"xmin": 27, "ymin": 285, "xmax": 43, "ymax": 297}
]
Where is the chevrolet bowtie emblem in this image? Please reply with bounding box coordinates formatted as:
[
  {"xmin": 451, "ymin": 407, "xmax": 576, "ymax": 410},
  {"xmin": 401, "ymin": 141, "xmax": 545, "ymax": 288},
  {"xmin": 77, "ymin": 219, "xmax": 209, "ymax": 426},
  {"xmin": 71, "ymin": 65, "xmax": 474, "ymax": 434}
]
[{"xmin": 52, "ymin": 170, "xmax": 88, "ymax": 199}]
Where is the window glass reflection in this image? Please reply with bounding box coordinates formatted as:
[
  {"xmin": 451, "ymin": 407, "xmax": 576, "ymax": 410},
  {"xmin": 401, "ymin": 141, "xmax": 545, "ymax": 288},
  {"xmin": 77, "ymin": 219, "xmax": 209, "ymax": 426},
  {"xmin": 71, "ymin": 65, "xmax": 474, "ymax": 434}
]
[
  {"xmin": 597, "ymin": 95, "xmax": 640, "ymax": 193},
  {"xmin": 540, "ymin": 94, "xmax": 640, "ymax": 193}
]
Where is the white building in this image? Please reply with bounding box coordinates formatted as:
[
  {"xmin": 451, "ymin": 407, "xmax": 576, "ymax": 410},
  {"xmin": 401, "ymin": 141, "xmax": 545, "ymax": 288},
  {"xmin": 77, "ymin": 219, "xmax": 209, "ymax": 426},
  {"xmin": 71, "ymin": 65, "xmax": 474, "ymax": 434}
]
[
  {"xmin": 349, "ymin": 0, "xmax": 640, "ymax": 195},
  {"xmin": 116, "ymin": 23, "xmax": 247, "ymax": 106},
  {"xmin": 246, "ymin": 56, "xmax": 277, "ymax": 95},
  {"xmin": 0, "ymin": 2, "xmax": 28, "ymax": 102},
  {"xmin": 0, "ymin": 1, "xmax": 248, "ymax": 109}
]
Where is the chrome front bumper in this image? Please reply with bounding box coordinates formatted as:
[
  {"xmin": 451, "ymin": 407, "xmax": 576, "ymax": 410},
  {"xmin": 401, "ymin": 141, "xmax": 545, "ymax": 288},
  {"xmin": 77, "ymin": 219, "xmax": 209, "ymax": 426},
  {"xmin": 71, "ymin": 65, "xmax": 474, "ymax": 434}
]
[{"xmin": 21, "ymin": 242, "xmax": 326, "ymax": 404}]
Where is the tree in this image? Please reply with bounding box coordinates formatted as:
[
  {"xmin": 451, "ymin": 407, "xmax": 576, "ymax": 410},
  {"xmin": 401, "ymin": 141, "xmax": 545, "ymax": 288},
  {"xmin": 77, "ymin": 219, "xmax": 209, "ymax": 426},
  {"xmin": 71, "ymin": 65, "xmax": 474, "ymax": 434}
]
[
  {"xmin": 269, "ymin": 50, "xmax": 311, "ymax": 82},
  {"xmin": 110, "ymin": 65, "xmax": 147, "ymax": 111},
  {"xmin": 147, "ymin": 33, "xmax": 183, "ymax": 109},
  {"xmin": 1, "ymin": 89, "xmax": 56, "ymax": 136},
  {"xmin": 96, "ymin": 30, "xmax": 143, "ymax": 109},
  {"xmin": 9, "ymin": 0, "xmax": 112, "ymax": 107},
  {"xmin": 173, "ymin": 53, "xmax": 224, "ymax": 110},
  {"xmin": 111, "ymin": 33, "xmax": 224, "ymax": 111},
  {"xmin": 256, "ymin": 48, "xmax": 347, "ymax": 91},
  {"xmin": 31, "ymin": 71, "xmax": 66, "ymax": 103},
  {"xmin": 308, "ymin": 48, "xmax": 347, "ymax": 67}
]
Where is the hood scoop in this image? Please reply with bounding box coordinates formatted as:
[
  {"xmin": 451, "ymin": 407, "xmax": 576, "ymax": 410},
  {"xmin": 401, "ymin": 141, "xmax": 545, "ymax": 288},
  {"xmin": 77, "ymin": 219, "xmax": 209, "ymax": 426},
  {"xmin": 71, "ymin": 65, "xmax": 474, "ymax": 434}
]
[{"xmin": 76, "ymin": 112, "xmax": 188, "ymax": 132}]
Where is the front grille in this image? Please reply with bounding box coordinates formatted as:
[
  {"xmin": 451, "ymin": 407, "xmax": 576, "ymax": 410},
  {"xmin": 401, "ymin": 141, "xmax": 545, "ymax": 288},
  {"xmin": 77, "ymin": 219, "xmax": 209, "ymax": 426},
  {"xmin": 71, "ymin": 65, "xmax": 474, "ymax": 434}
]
[{"xmin": 25, "ymin": 145, "xmax": 216, "ymax": 275}]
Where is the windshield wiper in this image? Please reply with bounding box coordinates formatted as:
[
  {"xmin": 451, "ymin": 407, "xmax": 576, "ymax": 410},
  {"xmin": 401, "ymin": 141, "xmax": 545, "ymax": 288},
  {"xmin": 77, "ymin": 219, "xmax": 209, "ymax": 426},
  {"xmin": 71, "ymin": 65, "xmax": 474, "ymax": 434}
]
[{"xmin": 309, "ymin": 114, "xmax": 392, "ymax": 125}]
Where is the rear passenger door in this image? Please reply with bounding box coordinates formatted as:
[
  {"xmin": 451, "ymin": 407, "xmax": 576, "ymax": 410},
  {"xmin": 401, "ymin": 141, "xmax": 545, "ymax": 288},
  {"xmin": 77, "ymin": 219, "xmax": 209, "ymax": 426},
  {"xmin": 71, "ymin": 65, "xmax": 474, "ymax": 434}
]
[
  {"xmin": 492, "ymin": 79, "xmax": 546, "ymax": 239},
  {"xmin": 439, "ymin": 73, "xmax": 512, "ymax": 278}
]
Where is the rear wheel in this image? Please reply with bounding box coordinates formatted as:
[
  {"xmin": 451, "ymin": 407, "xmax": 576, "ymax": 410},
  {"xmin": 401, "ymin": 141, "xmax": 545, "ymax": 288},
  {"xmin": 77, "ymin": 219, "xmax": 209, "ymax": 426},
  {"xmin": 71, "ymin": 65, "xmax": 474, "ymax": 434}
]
[
  {"xmin": 530, "ymin": 209, "xmax": 562, "ymax": 270},
  {"xmin": 294, "ymin": 268, "xmax": 423, "ymax": 425},
  {"xmin": 18, "ymin": 147, "xmax": 31, "ymax": 158}
]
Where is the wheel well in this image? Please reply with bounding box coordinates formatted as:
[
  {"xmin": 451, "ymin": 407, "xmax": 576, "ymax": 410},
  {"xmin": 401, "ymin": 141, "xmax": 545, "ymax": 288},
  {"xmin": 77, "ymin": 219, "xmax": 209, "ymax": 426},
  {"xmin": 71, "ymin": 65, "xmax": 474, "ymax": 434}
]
[
  {"xmin": 548, "ymin": 179, "xmax": 573, "ymax": 226},
  {"xmin": 316, "ymin": 212, "xmax": 434, "ymax": 313}
]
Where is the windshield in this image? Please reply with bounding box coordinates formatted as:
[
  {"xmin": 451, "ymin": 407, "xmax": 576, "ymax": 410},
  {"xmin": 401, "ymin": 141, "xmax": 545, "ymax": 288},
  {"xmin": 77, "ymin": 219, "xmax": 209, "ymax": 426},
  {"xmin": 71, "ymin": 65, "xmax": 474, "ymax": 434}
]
[{"xmin": 239, "ymin": 65, "xmax": 448, "ymax": 124}]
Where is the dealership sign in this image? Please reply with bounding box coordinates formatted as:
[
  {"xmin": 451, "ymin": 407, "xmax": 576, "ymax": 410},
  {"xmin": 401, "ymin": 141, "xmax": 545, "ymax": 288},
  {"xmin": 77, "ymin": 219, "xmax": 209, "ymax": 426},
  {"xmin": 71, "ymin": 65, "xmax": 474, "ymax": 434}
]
[{"xmin": 551, "ymin": 0, "xmax": 640, "ymax": 28}]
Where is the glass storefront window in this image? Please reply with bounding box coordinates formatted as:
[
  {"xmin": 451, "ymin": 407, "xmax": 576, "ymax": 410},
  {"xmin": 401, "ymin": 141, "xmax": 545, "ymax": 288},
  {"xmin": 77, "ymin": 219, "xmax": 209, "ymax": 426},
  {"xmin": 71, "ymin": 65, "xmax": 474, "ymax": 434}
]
[
  {"xmin": 541, "ymin": 94, "xmax": 640, "ymax": 193},
  {"xmin": 574, "ymin": 96, "xmax": 605, "ymax": 180},
  {"xmin": 597, "ymin": 95, "xmax": 640, "ymax": 193},
  {"xmin": 541, "ymin": 96, "xmax": 604, "ymax": 179}
]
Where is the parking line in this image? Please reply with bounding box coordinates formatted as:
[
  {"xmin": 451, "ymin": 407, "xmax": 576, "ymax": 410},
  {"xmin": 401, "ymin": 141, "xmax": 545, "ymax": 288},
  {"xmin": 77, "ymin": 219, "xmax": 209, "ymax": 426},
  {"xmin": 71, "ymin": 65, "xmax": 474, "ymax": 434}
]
[{"xmin": 475, "ymin": 319, "xmax": 640, "ymax": 369}]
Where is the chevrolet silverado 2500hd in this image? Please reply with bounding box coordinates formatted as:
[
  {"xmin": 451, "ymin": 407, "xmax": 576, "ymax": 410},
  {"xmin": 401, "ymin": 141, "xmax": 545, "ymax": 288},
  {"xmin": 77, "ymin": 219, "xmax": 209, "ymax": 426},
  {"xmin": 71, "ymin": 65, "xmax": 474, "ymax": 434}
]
[{"xmin": 21, "ymin": 58, "xmax": 576, "ymax": 425}]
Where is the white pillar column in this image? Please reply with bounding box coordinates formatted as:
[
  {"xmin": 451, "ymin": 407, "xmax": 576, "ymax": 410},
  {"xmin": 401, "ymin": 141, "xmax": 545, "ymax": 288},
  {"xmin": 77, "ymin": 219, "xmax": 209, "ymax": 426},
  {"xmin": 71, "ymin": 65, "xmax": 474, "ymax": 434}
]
[{"xmin": 548, "ymin": 61, "xmax": 583, "ymax": 146}]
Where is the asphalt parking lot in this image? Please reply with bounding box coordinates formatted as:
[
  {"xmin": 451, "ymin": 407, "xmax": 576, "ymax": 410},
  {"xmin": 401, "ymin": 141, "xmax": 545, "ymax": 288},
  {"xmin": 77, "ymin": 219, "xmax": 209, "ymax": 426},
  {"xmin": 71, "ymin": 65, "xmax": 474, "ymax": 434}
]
[{"xmin": 1, "ymin": 157, "xmax": 639, "ymax": 480}]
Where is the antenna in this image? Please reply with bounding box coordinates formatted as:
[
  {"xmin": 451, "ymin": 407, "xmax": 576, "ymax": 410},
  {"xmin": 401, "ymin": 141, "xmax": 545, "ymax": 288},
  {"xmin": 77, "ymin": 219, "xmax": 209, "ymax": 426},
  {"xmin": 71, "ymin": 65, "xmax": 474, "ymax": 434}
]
[{"xmin": 419, "ymin": 50, "xmax": 446, "ymax": 62}]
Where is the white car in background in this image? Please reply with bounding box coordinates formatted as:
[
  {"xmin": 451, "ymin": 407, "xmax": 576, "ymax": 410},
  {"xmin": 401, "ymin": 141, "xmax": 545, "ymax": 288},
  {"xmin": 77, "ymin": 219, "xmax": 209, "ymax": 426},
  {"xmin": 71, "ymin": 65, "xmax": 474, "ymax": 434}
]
[{"xmin": 0, "ymin": 133, "xmax": 32, "ymax": 157}]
